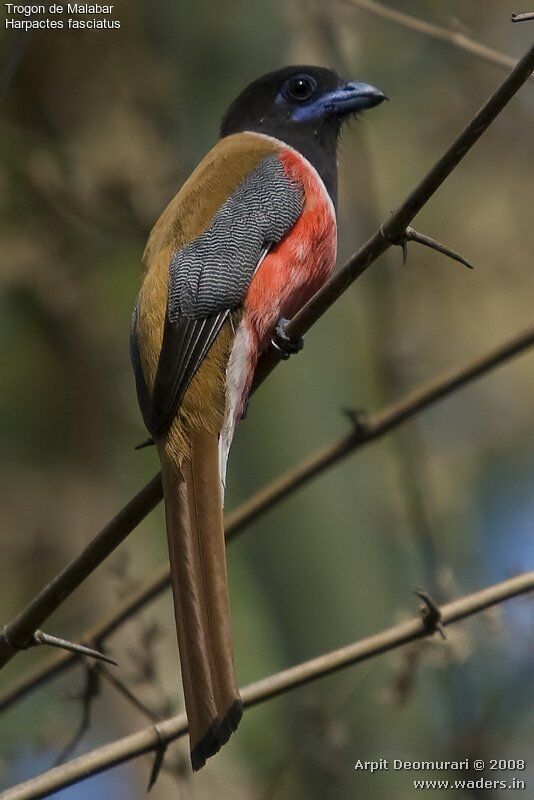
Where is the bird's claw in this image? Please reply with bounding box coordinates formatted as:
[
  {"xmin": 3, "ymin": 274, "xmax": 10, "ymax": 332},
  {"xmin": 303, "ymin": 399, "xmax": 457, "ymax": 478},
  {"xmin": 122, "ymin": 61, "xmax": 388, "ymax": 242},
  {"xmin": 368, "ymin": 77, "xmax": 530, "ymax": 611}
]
[{"xmin": 271, "ymin": 318, "xmax": 304, "ymax": 360}]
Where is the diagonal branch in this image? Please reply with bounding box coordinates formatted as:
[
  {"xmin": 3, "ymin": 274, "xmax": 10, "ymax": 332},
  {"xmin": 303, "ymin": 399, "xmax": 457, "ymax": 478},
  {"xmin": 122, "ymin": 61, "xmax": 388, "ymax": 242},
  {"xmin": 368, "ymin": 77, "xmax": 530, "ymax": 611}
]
[
  {"xmin": 341, "ymin": 0, "xmax": 530, "ymax": 75},
  {"xmin": 1, "ymin": 321, "xmax": 533, "ymax": 712},
  {"xmin": 3, "ymin": 573, "xmax": 532, "ymax": 800},
  {"xmin": 0, "ymin": 42, "xmax": 533, "ymax": 675}
]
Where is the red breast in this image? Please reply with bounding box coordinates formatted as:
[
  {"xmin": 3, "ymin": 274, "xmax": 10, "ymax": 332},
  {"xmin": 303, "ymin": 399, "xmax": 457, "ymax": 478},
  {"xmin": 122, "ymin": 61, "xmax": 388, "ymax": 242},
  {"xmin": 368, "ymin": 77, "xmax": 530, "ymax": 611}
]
[{"xmin": 244, "ymin": 145, "xmax": 337, "ymax": 348}]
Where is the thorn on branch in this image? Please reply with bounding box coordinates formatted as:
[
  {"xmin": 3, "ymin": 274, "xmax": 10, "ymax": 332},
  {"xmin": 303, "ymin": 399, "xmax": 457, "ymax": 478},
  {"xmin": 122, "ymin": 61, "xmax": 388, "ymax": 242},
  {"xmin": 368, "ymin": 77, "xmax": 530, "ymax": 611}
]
[
  {"xmin": 381, "ymin": 225, "xmax": 474, "ymax": 269},
  {"xmin": 343, "ymin": 408, "xmax": 372, "ymax": 437},
  {"xmin": 511, "ymin": 11, "xmax": 534, "ymax": 22},
  {"xmin": 405, "ymin": 227, "xmax": 474, "ymax": 269},
  {"xmin": 31, "ymin": 630, "xmax": 117, "ymax": 666},
  {"xmin": 147, "ymin": 724, "xmax": 168, "ymax": 792},
  {"xmin": 415, "ymin": 588, "xmax": 447, "ymax": 640}
]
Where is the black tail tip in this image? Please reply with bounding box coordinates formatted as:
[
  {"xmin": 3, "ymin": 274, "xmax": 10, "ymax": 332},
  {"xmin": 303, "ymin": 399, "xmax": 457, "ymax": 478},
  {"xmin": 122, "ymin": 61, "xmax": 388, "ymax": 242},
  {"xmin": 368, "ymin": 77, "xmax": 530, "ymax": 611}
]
[{"xmin": 190, "ymin": 699, "xmax": 243, "ymax": 772}]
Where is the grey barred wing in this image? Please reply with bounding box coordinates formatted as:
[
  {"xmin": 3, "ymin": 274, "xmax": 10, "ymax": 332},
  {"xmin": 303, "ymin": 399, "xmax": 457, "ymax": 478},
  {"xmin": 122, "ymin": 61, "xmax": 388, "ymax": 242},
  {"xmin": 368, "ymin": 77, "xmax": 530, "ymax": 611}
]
[{"xmin": 131, "ymin": 154, "xmax": 304, "ymax": 439}]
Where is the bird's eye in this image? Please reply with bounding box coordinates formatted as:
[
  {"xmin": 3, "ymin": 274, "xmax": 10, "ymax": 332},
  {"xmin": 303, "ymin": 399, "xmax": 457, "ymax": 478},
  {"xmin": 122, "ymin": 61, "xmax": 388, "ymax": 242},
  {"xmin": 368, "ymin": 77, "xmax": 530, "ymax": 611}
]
[{"xmin": 285, "ymin": 75, "xmax": 316, "ymax": 102}]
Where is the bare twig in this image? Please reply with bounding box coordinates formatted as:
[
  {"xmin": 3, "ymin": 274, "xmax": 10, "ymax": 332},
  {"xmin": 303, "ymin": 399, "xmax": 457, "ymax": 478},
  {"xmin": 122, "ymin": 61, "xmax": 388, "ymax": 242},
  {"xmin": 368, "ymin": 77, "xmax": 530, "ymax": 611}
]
[
  {"xmin": 1, "ymin": 322, "xmax": 533, "ymax": 712},
  {"xmin": 511, "ymin": 11, "xmax": 534, "ymax": 23},
  {"xmin": 54, "ymin": 665, "xmax": 100, "ymax": 766},
  {"xmin": 97, "ymin": 665, "xmax": 161, "ymax": 723},
  {"xmin": 0, "ymin": 41, "xmax": 533, "ymax": 676},
  {"xmin": 3, "ymin": 573, "xmax": 532, "ymax": 800},
  {"xmin": 51, "ymin": 590, "xmax": 168, "ymax": 762},
  {"xmin": 342, "ymin": 0, "xmax": 526, "ymax": 74}
]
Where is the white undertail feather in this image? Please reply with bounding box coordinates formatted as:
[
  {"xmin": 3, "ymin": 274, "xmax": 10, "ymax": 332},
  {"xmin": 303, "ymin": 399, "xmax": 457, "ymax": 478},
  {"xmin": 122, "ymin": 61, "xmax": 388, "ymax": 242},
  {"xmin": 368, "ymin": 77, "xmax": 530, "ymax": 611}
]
[{"xmin": 219, "ymin": 321, "xmax": 253, "ymax": 499}]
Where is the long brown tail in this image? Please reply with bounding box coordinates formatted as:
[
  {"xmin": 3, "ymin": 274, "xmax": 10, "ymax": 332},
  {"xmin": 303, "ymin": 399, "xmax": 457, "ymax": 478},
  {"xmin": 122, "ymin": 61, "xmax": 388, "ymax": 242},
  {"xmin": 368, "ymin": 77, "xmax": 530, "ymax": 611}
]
[{"xmin": 159, "ymin": 429, "xmax": 242, "ymax": 771}]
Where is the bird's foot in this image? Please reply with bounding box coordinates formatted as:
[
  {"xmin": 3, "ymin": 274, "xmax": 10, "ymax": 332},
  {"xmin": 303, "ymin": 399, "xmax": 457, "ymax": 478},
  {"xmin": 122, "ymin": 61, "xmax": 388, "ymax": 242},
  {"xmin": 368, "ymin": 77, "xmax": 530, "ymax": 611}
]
[{"xmin": 271, "ymin": 318, "xmax": 304, "ymax": 360}]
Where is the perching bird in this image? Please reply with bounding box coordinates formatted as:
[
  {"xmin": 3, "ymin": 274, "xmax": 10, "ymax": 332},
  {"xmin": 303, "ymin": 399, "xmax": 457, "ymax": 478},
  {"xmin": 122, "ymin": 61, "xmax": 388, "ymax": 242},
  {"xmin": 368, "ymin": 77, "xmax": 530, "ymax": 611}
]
[{"xmin": 131, "ymin": 66, "xmax": 385, "ymax": 771}]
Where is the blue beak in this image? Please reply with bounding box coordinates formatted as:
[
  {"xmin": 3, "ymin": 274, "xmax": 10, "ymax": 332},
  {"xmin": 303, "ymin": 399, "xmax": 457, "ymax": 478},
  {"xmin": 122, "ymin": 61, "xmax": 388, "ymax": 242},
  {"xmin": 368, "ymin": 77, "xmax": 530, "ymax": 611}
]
[
  {"xmin": 291, "ymin": 80, "xmax": 387, "ymax": 122},
  {"xmin": 326, "ymin": 81, "xmax": 387, "ymax": 114}
]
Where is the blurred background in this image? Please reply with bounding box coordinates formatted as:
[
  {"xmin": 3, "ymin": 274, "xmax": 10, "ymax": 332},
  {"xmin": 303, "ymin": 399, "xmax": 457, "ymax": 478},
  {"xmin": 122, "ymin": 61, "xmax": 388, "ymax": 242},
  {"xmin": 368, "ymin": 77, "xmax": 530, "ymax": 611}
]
[{"xmin": 1, "ymin": 1, "xmax": 533, "ymax": 798}]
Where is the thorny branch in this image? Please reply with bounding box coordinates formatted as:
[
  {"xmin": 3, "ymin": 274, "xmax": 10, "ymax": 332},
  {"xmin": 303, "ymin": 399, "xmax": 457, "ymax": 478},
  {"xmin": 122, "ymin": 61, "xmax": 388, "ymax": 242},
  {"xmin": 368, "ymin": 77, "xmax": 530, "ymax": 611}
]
[
  {"xmin": 1, "ymin": 322, "xmax": 533, "ymax": 714},
  {"xmin": 2, "ymin": 573, "xmax": 532, "ymax": 800}
]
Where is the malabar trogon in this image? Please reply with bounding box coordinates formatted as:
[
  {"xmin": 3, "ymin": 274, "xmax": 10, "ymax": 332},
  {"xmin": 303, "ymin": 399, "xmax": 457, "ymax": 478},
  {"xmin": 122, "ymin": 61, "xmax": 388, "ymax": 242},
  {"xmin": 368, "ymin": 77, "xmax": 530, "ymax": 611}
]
[{"xmin": 131, "ymin": 66, "xmax": 386, "ymax": 770}]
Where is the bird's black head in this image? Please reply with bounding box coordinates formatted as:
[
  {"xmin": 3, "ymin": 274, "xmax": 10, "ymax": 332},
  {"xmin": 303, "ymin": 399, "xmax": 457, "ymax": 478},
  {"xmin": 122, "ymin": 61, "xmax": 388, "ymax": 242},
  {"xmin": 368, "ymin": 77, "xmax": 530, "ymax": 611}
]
[{"xmin": 220, "ymin": 66, "xmax": 386, "ymax": 204}]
